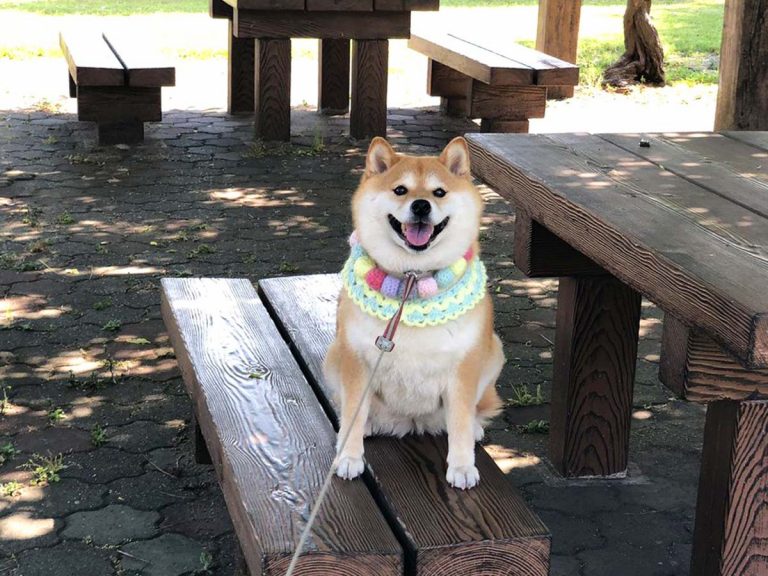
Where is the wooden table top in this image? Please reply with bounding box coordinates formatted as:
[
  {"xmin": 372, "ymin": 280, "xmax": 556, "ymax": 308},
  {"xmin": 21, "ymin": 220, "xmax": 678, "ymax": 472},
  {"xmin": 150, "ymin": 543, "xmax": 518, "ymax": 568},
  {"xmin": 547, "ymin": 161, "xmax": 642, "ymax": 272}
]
[{"xmin": 466, "ymin": 132, "xmax": 768, "ymax": 369}]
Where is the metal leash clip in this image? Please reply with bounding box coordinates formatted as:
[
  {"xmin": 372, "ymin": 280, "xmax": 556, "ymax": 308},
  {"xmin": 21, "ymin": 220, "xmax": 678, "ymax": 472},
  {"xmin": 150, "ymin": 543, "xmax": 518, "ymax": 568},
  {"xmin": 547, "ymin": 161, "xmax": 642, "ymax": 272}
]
[{"xmin": 375, "ymin": 270, "xmax": 420, "ymax": 353}]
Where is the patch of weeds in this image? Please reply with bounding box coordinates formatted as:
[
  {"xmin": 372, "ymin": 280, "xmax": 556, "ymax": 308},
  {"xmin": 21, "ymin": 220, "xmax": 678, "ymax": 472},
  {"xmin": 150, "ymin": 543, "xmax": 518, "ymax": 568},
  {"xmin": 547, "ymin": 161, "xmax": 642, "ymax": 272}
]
[
  {"xmin": 22, "ymin": 206, "xmax": 42, "ymax": 227},
  {"xmin": 28, "ymin": 239, "xmax": 50, "ymax": 254},
  {"xmin": 34, "ymin": 98, "xmax": 62, "ymax": 114},
  {"xmin": 15, "ymin": 259, "xmax": 44, "ymax": 272},
  {"xmin": 0, "ymin": 480, "xmax": 22, "ymax": 497},
  {"xmin": 0, "ymin": 442, "xmax": 20, "ymax": 466},
  {"xmin": 43, "ymin": 135, "xmax": 58, "ymax": 145},
  {"xmin": 92, "ymin": 298, "xmax": 112, "ymax": 311},
  {"xmin": 95, "ymin": 243, "xmax": 109, "ymax": 255},
  {"xmin": 65, "ymin": 154, "xmax": 103, "ymax": 166},
  {"xmin": 0, "ymin": 385, "xmax": 11, "ymax": 415},
  {"xmin": 0, "ymin": 252, "xmax": 18, "ymax": 270},
  {"xmin": 56, "ymin": 211, "xmax": 76, "ymax": 225},
  {"xmin": 67, "ymin": 364, "xmax": 122, "ymax": 393},
  {"xmin": 518, "ymin": 419, "xmax": 549, "ymax": 435},
  {"xmin": 102, "ymin": 319, "xmax": 122, "ymax": 332},
  {"xmin": 90, "ymin": 424, "xmax": 107, "ymax": 447},
  {"xmin": 508, "ymin": 384, "xmax": 545, "ymax": 407},
  {"xmin": 196, "ymin": 551, "xmax": 214, "ymax": 575},
  {"xmin": 22, "ymin": 453, "xmax": 65, "ymax": 485},
  {"xmin": 242, "ymin": 140, "xmax": 267, "ymax": 159},
  {"xmin": 188, "ymin": 243, "xmax": 215, "ymax": 258},
  {"xmin": 47, "ymin": 407, "xmax": 66, "ymax": 424},
  {"xmin": 279, "ymin": 261, "xmax": 299, "ymax": 273}
]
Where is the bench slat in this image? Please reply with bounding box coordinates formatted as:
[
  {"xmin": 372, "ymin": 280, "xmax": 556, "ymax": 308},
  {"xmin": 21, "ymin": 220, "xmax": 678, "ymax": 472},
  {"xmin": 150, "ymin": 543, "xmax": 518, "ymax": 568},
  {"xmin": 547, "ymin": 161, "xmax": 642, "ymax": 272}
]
[
  {"xmin": 59, "ymin": 31, "xmax": 124, "ymax": 87},
  {"xmin": 259, "ymin": 274, "xmax": 551, "ymax": 576},
  {"xmin": 466, "ymin": 132, "xmax": 768, "ymax": 368},
  {"xmin": 102, "ymin": 33, "xmax": 175, "ymax": 88},
  {"xmin": 161, "ymin": 278, "xmax": 402, "ymax": 575}
]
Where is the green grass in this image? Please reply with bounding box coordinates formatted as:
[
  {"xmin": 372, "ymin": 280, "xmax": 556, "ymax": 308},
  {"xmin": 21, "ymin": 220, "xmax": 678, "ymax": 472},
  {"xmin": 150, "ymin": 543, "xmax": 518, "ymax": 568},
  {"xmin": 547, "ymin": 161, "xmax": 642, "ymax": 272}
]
[{"xmin": 0, "ymin": 0, "xmax": 206, "ymax": 15}]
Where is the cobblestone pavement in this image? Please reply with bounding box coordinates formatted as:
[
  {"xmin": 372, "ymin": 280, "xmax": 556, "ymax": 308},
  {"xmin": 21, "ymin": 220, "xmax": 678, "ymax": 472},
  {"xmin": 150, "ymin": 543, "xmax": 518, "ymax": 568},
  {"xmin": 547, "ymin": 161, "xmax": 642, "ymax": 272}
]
[{"xmin": 0, "ymin": 104, "xmax": 705, "ymax": 576}]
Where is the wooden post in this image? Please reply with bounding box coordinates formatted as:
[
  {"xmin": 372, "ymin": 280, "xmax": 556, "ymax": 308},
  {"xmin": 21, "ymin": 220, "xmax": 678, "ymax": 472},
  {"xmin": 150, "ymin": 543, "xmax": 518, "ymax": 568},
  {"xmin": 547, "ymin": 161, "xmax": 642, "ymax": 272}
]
[
  {"xmin": 227, "ymin": 20, "xmax": 255, "ymax": 115},
  {"xmin": 350, "ymin": 39, "xmax": 388, "ymax": 139},
  {"xmin": 550, "ymin": 276, "xmax": 641, "ymax": 477},
  {"xmin": 254, "ymin": 38, "xmax": 291, "ymax": 141},
  {"xmin": 691, "ymin": 399, "xmax": 768, "ymax": 575},
  {"xmin": 535, "ymin": 0, "xmax": 582, "ymax": 99},
  {"xmin": 318, "ymin": 39, "xmax": 350, "ymax": 115},
  {"xmin": 714, "ymin": 0, "xmax": 768, "ymax": 130}
]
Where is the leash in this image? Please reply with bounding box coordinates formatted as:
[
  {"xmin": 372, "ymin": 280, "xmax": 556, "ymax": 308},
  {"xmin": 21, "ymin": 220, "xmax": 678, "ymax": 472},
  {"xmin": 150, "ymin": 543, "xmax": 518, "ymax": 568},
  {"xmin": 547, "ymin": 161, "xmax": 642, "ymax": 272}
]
[{"xmin": 285, "ymin": 271, "xmax": 419, "ymax": 576}]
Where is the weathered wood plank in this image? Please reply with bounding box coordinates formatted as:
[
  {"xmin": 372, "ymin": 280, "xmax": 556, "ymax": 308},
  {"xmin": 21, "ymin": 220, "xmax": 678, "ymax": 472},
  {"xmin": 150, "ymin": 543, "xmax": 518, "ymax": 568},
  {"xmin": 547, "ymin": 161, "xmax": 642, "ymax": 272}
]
[
  {"xmin": 227, "ymin": 20, "xmax": 255, "ymax": 114},
  {"xmin": 549, "ymin": 276, "xmax": 641, "ymax": 477},
  {"xmin": 254, "ymin": 38, "xmax": 291, "ymax": 142},
  {"xmin": 513, "ymin": 210, "xmax": 605, "ymax": 277},
  {"xmin": 723, "ymin": 131, "xmax": 768, "ymax": 152},
  {"xmin": 308, "ymin": 0, "xmax": 373, "ymax": 10},
  {"xmin": 318, "ymin": 39, "xmax": 350, "ymax": 115},
  {"xmin": 161, "ymin": 278, "xmax": 402, "ymax": 576},
  {"xmin": 235, "ymin": 10, "xmax": 411, "ymax": 39},
  {"xmin": 535, "ymin": 0, "xmax": 582, "ymax": 98},
  {"xmin": 470, "ymin": 84, "xmax": 547, "ymax": 119},
  {"xmin": 660, "ymin": 315, "xmax": 768, "ymax": 402},
  {"xmin": 427, "ymin": 59, "xmax": 471, "ymax": 98},
  {"xmin": 210, "ymin": 0, "xmax": 233, "ymax": 19},
  {"xmin": 102, "ymin": 32, "xmax": 175, "ymax": 88},
  {"xmin": 601, "ymin": 133, "xmax": 768, "ymax": 219},
  {"xmin": 479, "ymin": 118, "xmax": 530, "ymax": 133},
  {"xmin": 466, "ymin": 132, "xmax": 768, "ymax": 368},
  {"xmin": 440, "ymin": 97, "xmax": 470, "ymax": 118},
  {"xmin": 223, "ymin": 0, "xmax": 304, "ymax": 9},
  {"xmin": 714, "ymin": 0, "xmax": 768, "ymax": 130},
  {"xmin": 691, "ymin": 399, "xmax": 768, "ymax": 575},
  {"xmin": 259, "ymin": 274, "xmax": 551, "ymax": 576},
  {"xmin": 77, "ymin": 86, "xmax": 161, "ymax": 123},
  {"xmin": 350, "ymin": 39, "xmax": 388, "ymax": 139},
  {"xmin": 59, "ymin": 31, "xmax": 124, "ymax": 87}
]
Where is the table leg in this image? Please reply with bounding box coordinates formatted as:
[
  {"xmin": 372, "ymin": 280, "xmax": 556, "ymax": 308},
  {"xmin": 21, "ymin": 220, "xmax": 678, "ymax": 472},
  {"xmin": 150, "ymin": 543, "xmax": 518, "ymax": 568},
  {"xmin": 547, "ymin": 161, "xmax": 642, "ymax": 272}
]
[
  {"xmin": 550, "ymin": 276, "xmax": 641, "ymax": 477},
  {"xmin": 350, "ymin": 39, "xmax": 388, "ymax": 139},
  {"xmin": 692, "ymin": 399, "xmax": 768, "ymax": 575},
  {"xmin": 318, "ymin": 39, "xmax": 350, "ymax": 115},
  {"xmin": 255, "ymin": 38, "xmax": 291, "ymax": 142},
  {"xmin": 227, "ymin": 20, "xmax": 255, "ymax": 115}
]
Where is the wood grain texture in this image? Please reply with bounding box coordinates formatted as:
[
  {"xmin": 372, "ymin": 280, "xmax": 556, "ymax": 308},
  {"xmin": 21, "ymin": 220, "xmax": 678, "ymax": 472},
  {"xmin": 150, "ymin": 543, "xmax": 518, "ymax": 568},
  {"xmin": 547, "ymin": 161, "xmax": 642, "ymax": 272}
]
[
  {"xmin": 102, "ymin": 32, "xmax": 175, "ymax": 87},
  {"xmin": 255, "ymin": 38, "xmax": 291, "ymax": 142},
  {"xmin": 77, "ymin": 86, "xmax": 161, "ymax": 123},
  {"xmin": 235, "ymin": 10, "xmax": 411, "ymax": 39},
  {"xmin": 161, "ymin": 278, "xmax": 402, "ymax": 576},
  {"xmin": 59, "ymin": 31, "xmax": 124, "ymax": 87},
  {"xmin": 227, "ymin": 20, "xmax": 255, "ymax": 114},
  {"xmin": 427, "ymin": 59, "xmax": 471, "ymax": 98},
  {"xmin": 535, "ymin": 0, "xmax": 582, "ymax": 98},
  {"xmin": 440, "ymin": 97, "xmax": 470, "ymax": 118},
  {"xmin": 479, "ymin": 119, "xmax": 530, "ymax": 133},
  {"xmin": 374, "ymin": 0, "xmax": 439, "ymax": 9},
  {"xmin": 259, "ymin": 274, "xmax": 551, "ymax": 576},
  {"xmin": 723, "ymin": 130, "xmax": 768, "ymax": 151},
  {"xmin": 660, "ymin": 315, "xmax": 768, "ymax": 402},
  {"xmin": 308, "ymin": 0, "xmax": 373, "ymax": 10},
  {"xmin": 549, "ymin": 276, "xmax": 641, "ymax": 477},
  {"xmin": 210, "ymin": 0, "xmax": 233, "ymax": 19},
  {"xmin": 715, "ymin": 0, "xmax": 768, "ymax": 130},
  {"xmin": 692, "ymin": 399, "xmax": 768, "ymax": 575},
  {"xmin": 350, "ymin": 40, "xmax": 388, "ymax": 139},
  {"xmin": 513, "ymin": 211, "xmax": 605, "ymax": 277},
  {"xmin": 470, "ymin": 84, "xmax": 547, "ymax": 120},
  {"xmin": 466, "ymin": 132, "xmax": 768, "ymax": 368},
  {"xmin": 318, "ymin": 39, "xmax": 350, "ymax": 115}
]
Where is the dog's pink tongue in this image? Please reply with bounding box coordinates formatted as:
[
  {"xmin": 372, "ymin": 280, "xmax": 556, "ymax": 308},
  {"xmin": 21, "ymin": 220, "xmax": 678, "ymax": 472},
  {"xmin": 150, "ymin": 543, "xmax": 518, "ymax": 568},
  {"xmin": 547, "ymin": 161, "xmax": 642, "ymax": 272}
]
[{"xmin": 404, "ymin": 223, "xmax": 434, "ymax": 247}]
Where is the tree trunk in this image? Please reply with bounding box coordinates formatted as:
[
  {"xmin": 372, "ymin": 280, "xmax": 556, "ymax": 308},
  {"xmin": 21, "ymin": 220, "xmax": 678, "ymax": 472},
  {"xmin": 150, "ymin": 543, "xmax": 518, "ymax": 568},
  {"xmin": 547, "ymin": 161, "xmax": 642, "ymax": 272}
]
[{"xmin": 603, "ymin": 0, "xmax": 666, "ymax": 88}]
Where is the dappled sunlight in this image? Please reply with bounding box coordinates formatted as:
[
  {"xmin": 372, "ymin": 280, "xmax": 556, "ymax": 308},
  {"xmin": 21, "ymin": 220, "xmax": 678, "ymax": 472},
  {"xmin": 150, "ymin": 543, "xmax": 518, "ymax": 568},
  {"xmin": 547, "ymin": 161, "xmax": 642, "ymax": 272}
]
[
  {"xmin": 0, "ymin": 511, "xmax": 55, "ymax": 540},
  {"xmin": 484, "ymin": 444, "xmax": 542, "ymax": 473},
  {"xmin": 1, "ymin": 294, "xmax": 72, "ymax": 324},
  {"xmin": 208, "ymin": 187, "xmax": 317, "ymax": 209}
]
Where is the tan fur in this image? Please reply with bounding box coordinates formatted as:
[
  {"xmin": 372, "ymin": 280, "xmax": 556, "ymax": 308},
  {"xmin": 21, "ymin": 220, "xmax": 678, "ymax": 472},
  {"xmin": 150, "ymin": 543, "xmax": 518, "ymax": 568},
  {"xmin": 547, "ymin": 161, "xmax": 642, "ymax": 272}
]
[{"xmin": 323, "ymin": 137, "xmax": 505, "ymax": 489}]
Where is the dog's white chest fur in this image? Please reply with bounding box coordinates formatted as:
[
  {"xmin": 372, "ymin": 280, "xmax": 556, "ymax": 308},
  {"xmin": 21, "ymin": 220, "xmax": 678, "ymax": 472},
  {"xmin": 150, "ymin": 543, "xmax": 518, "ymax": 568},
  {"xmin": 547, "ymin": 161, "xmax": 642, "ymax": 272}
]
[{"xmin": 343, "ymin": 299, "xmax": 484, "ymax": 436}]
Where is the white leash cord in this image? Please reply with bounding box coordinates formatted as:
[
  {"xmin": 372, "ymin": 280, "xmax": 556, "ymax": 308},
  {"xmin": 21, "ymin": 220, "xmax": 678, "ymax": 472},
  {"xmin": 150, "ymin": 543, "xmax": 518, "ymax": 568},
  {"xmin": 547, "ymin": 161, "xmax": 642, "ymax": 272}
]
[{"xmin": 285, "ymin": 349, "xmax": 385, "ymax": 576}]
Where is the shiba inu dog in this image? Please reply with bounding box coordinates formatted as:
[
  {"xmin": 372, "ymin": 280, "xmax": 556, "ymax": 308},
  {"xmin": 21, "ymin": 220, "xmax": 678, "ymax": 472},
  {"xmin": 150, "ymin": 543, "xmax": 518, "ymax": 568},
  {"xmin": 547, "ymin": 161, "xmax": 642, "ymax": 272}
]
[{"xmin": 323, "ymin": 136, "xmax": 504, "ymax": 489}]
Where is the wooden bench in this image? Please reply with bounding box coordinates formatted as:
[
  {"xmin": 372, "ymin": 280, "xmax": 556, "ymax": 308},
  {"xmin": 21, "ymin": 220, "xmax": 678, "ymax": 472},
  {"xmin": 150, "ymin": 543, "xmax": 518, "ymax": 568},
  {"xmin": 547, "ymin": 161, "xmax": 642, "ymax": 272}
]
[
  {"xmin": 60, "ymin": 32, "xmax": 175, "ymax": 145},
  {"xmin": 466, "ymin": 130, "xmax": 768, "ymax": 576},
  {"xmin": 408, "ymin": 29, "xmax": 579, "ymax": 132},
  {"xmin": 161, "ymin": 276, "xmax": 551, "ymax": 575}
]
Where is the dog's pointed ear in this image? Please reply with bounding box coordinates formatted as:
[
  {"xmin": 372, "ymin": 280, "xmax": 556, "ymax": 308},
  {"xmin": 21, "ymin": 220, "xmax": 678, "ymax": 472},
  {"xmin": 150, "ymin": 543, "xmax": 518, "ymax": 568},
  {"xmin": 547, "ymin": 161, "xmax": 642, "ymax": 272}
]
[
  {"xmin": 365, "ymin": 137, "xmax": 397, "ymax": 177},
  {"xmin": 439, "ymin": 137, "xmax": 470, "ymax": 177}
]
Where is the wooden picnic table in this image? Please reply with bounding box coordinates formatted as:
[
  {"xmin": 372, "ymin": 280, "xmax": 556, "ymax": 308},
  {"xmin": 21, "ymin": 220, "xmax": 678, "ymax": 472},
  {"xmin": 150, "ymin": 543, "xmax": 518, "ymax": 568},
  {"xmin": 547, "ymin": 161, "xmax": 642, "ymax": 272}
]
[
  {"xmin": 466, "ymin": 131, "xmax": 768, "ymax": 576},
  {"xmin": 210, "ymin": 0, "xmax": 438, "ymax": 141}
]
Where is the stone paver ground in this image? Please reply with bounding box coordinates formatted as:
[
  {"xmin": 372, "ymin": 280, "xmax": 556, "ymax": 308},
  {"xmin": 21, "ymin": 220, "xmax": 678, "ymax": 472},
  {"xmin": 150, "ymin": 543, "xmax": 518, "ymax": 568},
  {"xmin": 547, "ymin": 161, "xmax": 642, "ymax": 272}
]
[{"xmin": 1, "ymin": 58, "xmax": 707, "ymax": 575}]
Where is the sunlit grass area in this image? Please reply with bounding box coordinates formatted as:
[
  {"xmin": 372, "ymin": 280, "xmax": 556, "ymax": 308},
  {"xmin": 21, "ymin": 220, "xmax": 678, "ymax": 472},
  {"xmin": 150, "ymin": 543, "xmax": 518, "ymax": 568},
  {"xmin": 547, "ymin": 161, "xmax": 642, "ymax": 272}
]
[{"xmin": 0, "ymin": 0, "xmax": 724, "ymax": 86}]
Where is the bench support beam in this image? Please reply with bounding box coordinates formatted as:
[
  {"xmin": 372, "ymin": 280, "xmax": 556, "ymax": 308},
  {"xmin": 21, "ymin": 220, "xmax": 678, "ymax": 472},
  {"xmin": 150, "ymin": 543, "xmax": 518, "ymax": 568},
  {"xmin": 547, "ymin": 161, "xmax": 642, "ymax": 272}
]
[
  {"xmin": 550, "ymin": 275, "xmax": 641, "ymax": 477},
  {"xmin": 350, "ymin": 39, "xmax": 388, "ymax": 139},
  {"xmin": 318, "ymin": 39, "xmax": 350, "ymax": 115},
  {"xmin": 255, "ymin": 38, "xmax": 292, "ymax": 141},
  {"xmin": 692, "ymin": 399, "xmax": 768, "ymax": 575},
  {"xmin": 536, "ymin": 0, "xmax": 582, "ymax": 99},
  {"xmin": 227, "ymin": 21, "xmax": 256, "ymax": 115}
]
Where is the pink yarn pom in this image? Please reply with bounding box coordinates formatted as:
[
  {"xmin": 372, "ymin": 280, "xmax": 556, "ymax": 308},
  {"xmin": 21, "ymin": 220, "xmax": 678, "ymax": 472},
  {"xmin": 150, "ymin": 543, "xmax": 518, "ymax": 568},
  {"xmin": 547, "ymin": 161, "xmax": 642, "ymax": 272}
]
[
  {"xmin": 348, "ymin": 230, "xmax": 359, "ymax": 246},
  {"xmin": 417, "ymin": 276, "xmax": 439, "ymax": 298},
  {"xmin": 366, "ymin": 268, "xmax": 386, "ymax": 290},
  {"xmin": 464, "ymin": 247, "xmax": 474, "ymax": 261}
]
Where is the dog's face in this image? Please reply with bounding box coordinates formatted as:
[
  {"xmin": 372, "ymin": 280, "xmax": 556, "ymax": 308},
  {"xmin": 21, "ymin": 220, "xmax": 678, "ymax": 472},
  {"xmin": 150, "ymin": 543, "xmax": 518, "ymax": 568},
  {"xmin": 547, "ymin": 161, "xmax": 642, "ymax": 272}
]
[{"xmin": 352, "ymin": 137, "xmax": 482, "ymax": 275}]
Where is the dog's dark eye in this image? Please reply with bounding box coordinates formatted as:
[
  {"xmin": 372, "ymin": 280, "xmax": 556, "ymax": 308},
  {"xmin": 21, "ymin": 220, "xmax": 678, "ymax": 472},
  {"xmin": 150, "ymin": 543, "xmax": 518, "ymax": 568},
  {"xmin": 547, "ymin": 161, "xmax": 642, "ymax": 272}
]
[
  {"xmin": 433, "ymin": 188, "xmax": 446, "ymax": 198},
  {"xmin": 393, "ymin": 185, "xmax": 408, "ymax": 196}
]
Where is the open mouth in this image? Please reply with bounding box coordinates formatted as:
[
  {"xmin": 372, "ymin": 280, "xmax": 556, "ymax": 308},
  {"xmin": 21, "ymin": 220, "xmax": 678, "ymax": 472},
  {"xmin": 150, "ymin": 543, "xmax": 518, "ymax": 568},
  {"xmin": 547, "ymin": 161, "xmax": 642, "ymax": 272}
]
[{"xmin": 388, "ymin": 214, "xmax": 450, "ymax": 251}]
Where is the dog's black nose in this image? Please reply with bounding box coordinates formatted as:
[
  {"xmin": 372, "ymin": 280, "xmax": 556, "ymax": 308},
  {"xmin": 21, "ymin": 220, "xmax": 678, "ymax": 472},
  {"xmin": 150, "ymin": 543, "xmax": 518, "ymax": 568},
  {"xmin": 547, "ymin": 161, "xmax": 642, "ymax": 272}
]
[{"xmin": 410, "ymin": 199, "xmax": 431, "ymax": 218}]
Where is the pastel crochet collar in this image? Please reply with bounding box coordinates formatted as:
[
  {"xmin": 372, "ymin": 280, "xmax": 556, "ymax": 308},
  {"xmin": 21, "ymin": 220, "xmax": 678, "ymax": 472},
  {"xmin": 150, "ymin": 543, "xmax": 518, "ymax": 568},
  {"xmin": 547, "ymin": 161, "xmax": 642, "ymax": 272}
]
[{"xmin": 342, "ymin": 231, "xmax": 487, "ymax": 327}]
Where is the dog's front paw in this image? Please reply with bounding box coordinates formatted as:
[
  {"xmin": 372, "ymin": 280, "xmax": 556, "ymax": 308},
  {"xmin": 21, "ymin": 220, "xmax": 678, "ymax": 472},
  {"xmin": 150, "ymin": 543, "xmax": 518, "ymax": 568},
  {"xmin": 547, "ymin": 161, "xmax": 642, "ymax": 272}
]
[
  {"xmin": 335, "ymin": 455, "xmax": 365, "ymax": 480},
  {"xmin": 446, "ymin": 465, "xmax": 480, "ymax": 490}
]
